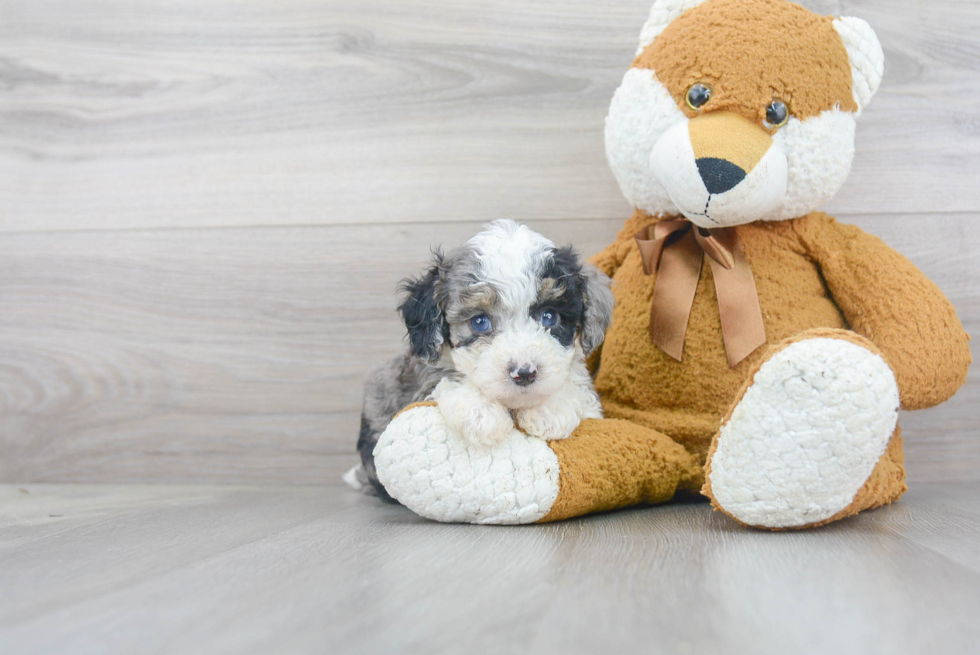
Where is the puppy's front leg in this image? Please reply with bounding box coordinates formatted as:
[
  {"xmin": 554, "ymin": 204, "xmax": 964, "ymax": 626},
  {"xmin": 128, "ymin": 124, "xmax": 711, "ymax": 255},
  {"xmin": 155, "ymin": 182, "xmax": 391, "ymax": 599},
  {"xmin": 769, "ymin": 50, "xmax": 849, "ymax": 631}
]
[
  {"xmin": 431, "ymin": 378, "xmax": 514, "ymax": 446},
  {"xmin": 516, "ymin": 376, "xmax": 603, "ymax": 441}
]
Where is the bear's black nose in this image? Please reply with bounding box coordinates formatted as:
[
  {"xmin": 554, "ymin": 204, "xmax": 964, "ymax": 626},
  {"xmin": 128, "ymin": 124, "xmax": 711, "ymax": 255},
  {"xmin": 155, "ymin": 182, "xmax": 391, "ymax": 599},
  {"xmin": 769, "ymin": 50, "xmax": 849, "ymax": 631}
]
[{"xmin": 696, "ymin": 157, "xmax": 746, "ymax": 195}]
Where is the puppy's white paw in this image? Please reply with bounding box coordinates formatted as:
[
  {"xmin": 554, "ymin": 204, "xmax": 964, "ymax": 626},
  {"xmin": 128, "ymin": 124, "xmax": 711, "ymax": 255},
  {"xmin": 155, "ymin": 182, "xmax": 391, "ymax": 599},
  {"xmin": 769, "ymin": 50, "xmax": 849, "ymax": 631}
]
[
  {"xmin": 450, "ymin": 401, "xmax": 514, "ymax": 447},
  {"xmin": 516, "ymin": 403, "xmax": 580, "ymax": 441},
  {"xmin": 516, "ymin": 376, "xmax": 600, "ymax": 441},
  {"xmin": 432, "ymin": 379, "xmax": 514, "ymax": 447}
]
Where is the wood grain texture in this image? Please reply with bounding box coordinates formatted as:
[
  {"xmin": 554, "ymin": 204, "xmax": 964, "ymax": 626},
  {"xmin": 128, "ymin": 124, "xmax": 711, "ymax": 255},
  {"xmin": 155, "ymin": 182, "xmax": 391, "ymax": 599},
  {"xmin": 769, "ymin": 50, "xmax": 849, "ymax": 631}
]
[
  {"xmin": 1, "ymin": 482, "xmax": 979, "ymax": 654},
  {"xmin": 0, "ymin": 0, "xmax": 977, "ymax": 485},
  {"xmin": 0, "ymin": 216, "xmax": 976, "ymax": 484},
  {"xmin": 1, "ymin": 0, "xmax": 979, "ymax": 232}
]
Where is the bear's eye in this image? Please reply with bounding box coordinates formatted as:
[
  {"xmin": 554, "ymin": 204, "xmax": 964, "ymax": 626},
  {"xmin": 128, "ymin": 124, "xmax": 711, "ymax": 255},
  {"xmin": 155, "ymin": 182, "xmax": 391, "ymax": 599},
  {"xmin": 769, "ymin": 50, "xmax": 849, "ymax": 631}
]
[
  {"xmin": 686, "ymin": 83, "xmax": 711, "ymax": 111},
  {"xmin": 764, "ymin": 99, "xmax": 790, "ymax": 129}
]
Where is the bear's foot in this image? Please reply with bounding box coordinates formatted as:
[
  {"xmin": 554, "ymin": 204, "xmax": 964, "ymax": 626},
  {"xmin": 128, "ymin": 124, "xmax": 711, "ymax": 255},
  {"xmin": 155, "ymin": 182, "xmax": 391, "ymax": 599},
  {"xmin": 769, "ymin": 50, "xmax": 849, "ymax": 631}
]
[
  {"xmin": 704, "ymin": 332, "xmax": 904, "ymax": 529},
  {"xmin": 374, "ymin": 403, "xmax": 562, "ymax": 524}
]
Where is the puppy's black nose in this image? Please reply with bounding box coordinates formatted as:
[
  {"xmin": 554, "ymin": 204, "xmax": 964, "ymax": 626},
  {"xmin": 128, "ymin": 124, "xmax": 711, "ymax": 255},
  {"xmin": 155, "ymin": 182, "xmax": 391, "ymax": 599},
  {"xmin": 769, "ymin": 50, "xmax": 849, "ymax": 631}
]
[
  {"xmin": 696, "ymin": 157, "xmax": 746, "ymax": 194},
  {"xmin": 510, "ymin": 364, "xmax": 537, "ymax": 387}
]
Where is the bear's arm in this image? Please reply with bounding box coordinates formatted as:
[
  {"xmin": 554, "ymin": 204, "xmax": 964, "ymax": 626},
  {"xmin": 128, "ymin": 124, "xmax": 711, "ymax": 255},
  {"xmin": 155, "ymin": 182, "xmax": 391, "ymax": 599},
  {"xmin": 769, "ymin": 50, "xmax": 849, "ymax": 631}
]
[{"xmin": 794, "ymin": 213, "xmax": 971, "ymax": 410}]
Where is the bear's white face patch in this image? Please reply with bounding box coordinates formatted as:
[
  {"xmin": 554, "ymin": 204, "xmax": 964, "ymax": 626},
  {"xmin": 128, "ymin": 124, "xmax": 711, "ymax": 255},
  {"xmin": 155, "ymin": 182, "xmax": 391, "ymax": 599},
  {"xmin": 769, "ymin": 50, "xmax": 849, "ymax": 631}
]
[
  {"xmin": 605, "ymin": 67, "xmax": 685, "ymax": 217},
  {"xmin": 650, "ymin": 119, "xmax": 788, "ymax": 228},
  {"xmin": 605, "ymin": 68, "xmax": 859, "ymax": 225},
  {"xmin": 770, "ymin": 108, "xmax": 857, "ymax": 220}
]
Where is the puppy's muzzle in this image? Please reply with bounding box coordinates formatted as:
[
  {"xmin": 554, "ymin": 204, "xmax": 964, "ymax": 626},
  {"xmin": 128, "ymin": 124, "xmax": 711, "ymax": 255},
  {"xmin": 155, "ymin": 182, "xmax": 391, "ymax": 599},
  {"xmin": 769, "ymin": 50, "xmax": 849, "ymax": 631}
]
[{"xmin": 509, "ymin": 362, "xmax": 537, "ymax": 387}]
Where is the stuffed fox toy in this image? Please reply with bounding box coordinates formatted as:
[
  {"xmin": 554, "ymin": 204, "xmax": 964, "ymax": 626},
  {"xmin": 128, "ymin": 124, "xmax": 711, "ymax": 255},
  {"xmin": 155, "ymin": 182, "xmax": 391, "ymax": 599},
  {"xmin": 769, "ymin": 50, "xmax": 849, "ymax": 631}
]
[{"xmin": 370, "ymin": 0, "xmax": 972, "ymax": 529}]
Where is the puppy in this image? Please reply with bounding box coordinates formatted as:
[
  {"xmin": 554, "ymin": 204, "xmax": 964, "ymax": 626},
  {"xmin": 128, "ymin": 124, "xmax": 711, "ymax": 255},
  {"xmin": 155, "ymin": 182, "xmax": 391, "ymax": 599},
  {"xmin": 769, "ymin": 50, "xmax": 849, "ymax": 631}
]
[{"xmin": 345, "ymin": 220, "xmax": 614, "ymax": 502}]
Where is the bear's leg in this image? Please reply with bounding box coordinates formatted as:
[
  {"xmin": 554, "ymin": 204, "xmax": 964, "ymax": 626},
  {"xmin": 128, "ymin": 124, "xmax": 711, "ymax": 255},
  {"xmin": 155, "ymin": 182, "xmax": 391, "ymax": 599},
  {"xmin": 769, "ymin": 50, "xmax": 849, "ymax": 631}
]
[
  {"xmin": 373, "ymin": 403, "xmax": 702, "ymax": 524},
  {"xmin": 703, "ymin": 328, "xmax": 907, "ymax": 529},
  {"xmin": 540, "ymin": 417, "xmax": 704, "ymax": 522}
]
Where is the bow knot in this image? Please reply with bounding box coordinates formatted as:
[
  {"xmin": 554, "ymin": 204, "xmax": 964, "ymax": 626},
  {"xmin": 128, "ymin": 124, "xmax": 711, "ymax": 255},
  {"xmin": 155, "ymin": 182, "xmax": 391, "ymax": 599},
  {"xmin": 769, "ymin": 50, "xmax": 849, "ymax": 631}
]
[{"xmin": 634, "ymin": 218, "xmax": 766, "ymax": 367}]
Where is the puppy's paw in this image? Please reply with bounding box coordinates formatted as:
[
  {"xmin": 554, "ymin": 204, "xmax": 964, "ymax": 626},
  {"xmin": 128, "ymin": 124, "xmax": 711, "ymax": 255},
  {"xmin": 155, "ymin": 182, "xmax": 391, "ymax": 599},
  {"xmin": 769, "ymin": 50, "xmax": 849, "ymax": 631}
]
[
  {"xmin": 432, "ymin": 379, "xmax": 514, "ymax": 447},
  {"xmin": 516, "ymin": 403, "xmax": 580, "ymax": 441},
  {"xmin": 453, "ymin": 402, "xmax": 514, "ymax": 447}
]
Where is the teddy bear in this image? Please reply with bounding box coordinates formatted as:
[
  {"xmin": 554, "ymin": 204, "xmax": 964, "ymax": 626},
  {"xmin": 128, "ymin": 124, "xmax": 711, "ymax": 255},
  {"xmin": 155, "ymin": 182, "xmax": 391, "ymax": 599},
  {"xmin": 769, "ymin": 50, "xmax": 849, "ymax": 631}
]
[{"xmin": 369, "ymin": 0, "xmax": 972, "ymax": 529}]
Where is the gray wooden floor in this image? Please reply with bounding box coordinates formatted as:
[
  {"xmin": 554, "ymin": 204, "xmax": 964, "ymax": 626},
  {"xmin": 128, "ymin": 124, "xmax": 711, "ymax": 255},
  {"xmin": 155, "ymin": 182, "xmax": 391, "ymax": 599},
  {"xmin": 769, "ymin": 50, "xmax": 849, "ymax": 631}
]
[{"xmin": 1, "ymin": 482, "xmax": 979, "ymax": 655}]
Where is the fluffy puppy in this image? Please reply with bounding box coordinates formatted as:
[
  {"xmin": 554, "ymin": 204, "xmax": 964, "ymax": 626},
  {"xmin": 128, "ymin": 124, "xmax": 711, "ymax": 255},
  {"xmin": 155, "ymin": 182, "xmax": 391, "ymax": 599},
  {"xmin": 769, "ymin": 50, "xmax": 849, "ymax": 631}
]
[{"xmin": 345, "ymin": 220, "xmax": 614, "ymax": 501}]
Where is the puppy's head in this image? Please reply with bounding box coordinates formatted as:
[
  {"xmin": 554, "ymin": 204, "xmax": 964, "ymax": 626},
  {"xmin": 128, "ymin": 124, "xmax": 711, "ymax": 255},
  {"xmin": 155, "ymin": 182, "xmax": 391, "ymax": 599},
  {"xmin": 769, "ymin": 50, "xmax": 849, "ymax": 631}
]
[{"xmin": 399, "ymin": 220, "xmax": 613, "ymax": 409}]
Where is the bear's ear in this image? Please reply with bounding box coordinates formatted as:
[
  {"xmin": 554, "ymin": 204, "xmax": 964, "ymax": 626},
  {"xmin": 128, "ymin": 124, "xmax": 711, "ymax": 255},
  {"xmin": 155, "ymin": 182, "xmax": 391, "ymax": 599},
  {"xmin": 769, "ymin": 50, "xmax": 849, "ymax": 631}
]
[
  {"xmin": 636, "ymin": 0, "xmax": 709, "ymax": 56},
  {"xmin": 833, "ymin": 16, "xmax": 885, "ymax": 113}
]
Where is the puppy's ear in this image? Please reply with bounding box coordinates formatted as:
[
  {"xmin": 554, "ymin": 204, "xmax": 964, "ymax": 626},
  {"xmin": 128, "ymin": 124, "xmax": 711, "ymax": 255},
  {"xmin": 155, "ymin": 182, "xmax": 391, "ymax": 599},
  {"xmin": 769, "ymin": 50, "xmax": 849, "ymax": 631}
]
[
  {"xmin": 398, "ymin": 251, "xmax": 448, "ymax": 362},
  {"xmin": 580, "ymin": 263, "xmax": 614, "ymax": 356}
]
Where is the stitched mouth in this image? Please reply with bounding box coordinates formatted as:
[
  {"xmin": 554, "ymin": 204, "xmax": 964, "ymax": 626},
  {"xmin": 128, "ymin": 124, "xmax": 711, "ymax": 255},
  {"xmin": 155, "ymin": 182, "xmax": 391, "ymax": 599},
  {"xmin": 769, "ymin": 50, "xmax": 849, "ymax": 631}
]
[{"xmin": 684, "ymin": 195, "xmax": 720, "ymax": 224}]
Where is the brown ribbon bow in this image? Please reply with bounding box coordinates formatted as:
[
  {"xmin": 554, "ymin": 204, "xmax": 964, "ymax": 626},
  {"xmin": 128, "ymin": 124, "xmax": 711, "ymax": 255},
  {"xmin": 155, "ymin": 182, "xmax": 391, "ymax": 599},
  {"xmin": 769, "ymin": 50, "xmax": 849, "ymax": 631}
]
[{"xmin": 634, "ymin": 219, "xmax": 766, "ymax": 368}]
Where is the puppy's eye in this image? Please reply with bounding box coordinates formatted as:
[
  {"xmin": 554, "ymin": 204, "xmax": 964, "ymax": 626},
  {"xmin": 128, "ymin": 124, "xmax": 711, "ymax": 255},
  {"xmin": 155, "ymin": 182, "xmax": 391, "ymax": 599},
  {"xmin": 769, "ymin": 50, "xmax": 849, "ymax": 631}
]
[
  {"xmin": 686, "ymin": 83, "xmax": 711, "ymax": 111},
  {"xmin": 764, "ymin": 99, "xmax": 790, "ymax": 129},
  {"xmin": 470, "ymin": 314, "xmax": 492, "ymax": 333},
  {"xmin": 540, "ymin": 311, "xmax": 560, "ymax": 328}
]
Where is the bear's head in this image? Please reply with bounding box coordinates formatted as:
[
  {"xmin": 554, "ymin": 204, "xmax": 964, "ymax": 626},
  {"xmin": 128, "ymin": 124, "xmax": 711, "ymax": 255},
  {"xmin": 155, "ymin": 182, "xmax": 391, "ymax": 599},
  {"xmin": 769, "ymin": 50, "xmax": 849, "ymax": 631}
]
[{"xmin": 605, "ymin": 0, "xmax": 884, "ymax": 228}]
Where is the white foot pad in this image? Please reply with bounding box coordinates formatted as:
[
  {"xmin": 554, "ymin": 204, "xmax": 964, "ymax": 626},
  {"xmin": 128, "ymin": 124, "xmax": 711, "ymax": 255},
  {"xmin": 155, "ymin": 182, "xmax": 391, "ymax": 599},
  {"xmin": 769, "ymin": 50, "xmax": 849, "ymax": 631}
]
[
  {"xmin": 708, "ymin": 338, "xmax": 899, "ymax": 528},
  {"xmin": 374, "ymin": 405, "xmax": 561, "ymax": 524}
]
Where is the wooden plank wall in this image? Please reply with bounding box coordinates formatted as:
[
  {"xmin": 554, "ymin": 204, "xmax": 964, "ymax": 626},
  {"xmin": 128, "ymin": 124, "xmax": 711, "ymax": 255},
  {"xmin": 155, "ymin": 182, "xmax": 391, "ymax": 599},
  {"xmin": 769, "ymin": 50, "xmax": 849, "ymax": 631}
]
[{"xmin": 1, "ymin": 0, "xmax": 977, "ymax": 484}]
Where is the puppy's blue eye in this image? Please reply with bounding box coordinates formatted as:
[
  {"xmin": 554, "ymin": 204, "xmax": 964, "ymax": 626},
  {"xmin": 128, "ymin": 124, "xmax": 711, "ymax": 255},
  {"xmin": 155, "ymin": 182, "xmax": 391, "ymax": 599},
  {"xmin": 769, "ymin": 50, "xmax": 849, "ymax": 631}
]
[
  {"xmin": 540, "ymin": 311, "xmax": 559, "ymax": 328},
  {"xmin": 470, "ymin": 315, "xmax": 492, "ymax": 333}
]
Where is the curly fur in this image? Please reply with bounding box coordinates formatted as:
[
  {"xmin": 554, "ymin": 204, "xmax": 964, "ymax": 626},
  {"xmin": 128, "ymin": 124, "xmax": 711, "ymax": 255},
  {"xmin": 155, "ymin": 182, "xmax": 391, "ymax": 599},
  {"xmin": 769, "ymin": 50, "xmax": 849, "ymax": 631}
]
[{"xmin": 346, "ymin": 220, "xmax": 614, "ymax": 500}]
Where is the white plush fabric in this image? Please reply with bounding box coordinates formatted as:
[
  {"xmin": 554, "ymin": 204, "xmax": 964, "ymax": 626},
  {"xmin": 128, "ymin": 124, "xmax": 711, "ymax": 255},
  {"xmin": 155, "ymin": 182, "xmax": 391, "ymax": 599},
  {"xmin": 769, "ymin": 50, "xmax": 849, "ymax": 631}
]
[
  {"xmin": 768, "ymin": 108, "xmax": 856, "ymax": 221},
  {"xmin": 605, "ymin": 67, "xmax": 685, "ymax": 216},
  {"xmin": 374, "ymin": 405, "xmax": 561, "ymax": 524},
  {"xmin": 636, "ymin": 0, "xmax": 710, "ymax": 55},
  {"xmin": 607, "ymin": 6, "xmax": 878, "ymax": 226},
  {"xmin": 833, "ymin": 17, "xmax": 885, "ymax": 114},
  {"xmin": 605, "ymin": 63, "xmax": 859, "ymax": 225},
  {"xmin": 708, "ymin": 338, "xmax": 900, "ymax": 528},
  {"xmin": 651, "ymin": 118, "xmax": 788, "ymax": 228}
]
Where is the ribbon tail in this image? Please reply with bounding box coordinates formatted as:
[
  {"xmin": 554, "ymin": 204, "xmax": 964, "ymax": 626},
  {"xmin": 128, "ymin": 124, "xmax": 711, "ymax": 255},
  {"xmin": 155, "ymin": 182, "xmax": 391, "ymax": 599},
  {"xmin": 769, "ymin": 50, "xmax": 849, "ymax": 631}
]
[
  {"xmin": 708, "ymin": 232, "xmax": 767, "ymax": 368},
  {"xmin": 649, "ymin": 230, "xmax": 703, "ymax": 361}
]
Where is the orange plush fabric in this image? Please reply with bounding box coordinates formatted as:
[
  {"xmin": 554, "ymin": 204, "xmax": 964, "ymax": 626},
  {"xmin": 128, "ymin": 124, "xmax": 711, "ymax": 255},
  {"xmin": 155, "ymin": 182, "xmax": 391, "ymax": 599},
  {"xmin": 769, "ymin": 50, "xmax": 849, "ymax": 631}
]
[
  {"xmin": 540, "ymin": 0, "xmax": 972, "ymax": 528},
  {"xmin": 591, "ymin": 210, "xmax": 970, "ymax": 463},
  {"xmin": 557, "ymin": 205, "xmax": 967, "ymax": 527},
  {"xmin": 540, "ymin": 418, "xmax": 703, "ymax": 523},
  {"xmin": 375, "ymin": 0, "xmax": 971, "ymax": 529},
  {"xmin": 794, "ymin": 217, "xmax": 972, "ymax": 409},
  {"xmin": 635, "ymin": 0, "xmax": 858, "ymax": 126},
  {"xmin": 593, "ymin": 211, "xmax": 838, "ymax": 460},
  {"xmin": 700, "ymin": 328, "xmax": 910, "ymax": 528}
]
